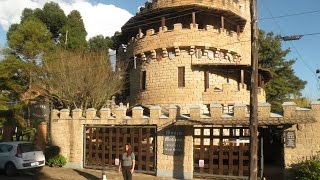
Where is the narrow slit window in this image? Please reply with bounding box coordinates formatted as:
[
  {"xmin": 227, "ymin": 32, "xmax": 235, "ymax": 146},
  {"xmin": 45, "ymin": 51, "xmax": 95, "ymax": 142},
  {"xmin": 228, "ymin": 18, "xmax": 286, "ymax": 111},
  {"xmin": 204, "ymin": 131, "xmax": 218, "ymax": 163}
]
[
  {"xmin": 141, "ymin": 71, "xmax": 146, "ymax": 90},
  {"xmin": 178, "ymin": 67, "xmax": 185, "ymax": 87},
  {"xmin": 205, "ymin": 71, "xmax": 209, "ymax": 91}
]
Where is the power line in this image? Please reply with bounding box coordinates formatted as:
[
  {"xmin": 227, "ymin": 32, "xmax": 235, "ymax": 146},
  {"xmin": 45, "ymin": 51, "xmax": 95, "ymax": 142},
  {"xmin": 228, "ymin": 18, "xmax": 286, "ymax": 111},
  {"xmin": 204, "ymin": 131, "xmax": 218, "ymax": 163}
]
[
  {"xmin": 260, "ymin": 9, "xmax": 320, "ymax": 20},
  {"xmin": 301, "ymin": 32, "xmax": 320, "ymax": 37},
  {"xmin": 261, "ymin": 0, "xmax": 318, "ymax": 79},
  {"xmin": 3, "ymin": 38, "xmax": 253, "ymax": 79}
]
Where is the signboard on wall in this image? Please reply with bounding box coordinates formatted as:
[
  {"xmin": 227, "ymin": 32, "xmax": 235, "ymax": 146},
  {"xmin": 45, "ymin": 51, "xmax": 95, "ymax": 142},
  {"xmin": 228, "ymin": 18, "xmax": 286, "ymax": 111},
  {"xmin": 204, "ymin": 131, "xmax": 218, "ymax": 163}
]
[
  {"xmin": 285, "ymin": 131, "xmax": 296, "ymax": 148},
  {"xmin": 30, "ymin": 98, "xmax": 50, "ymax": 121},
  {"xmin": 163, "ymin": 127, "xmax": 184, "ymax": 156}
]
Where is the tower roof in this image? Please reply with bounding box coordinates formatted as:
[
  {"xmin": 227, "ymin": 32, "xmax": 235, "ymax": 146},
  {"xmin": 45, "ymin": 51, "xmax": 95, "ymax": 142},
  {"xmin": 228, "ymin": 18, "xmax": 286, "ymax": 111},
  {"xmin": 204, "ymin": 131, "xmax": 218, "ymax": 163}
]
[{"xmin": 122, "ymin": 4, "xmax": 247, "ymax": 36}]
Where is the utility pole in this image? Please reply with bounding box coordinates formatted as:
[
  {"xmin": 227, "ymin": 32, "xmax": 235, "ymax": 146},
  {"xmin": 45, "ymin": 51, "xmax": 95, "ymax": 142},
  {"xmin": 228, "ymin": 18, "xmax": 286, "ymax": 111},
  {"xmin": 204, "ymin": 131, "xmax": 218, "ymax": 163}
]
[{"xmin": 250, "ymin": 0, "xmax": 259, "ymax": 179}]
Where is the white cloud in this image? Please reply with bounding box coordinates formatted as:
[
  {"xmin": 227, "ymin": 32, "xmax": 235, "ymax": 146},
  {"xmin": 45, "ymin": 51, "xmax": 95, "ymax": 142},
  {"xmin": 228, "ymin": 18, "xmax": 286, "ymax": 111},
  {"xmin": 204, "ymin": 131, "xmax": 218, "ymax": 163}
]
[{"xmin": 0, "ymin": 0, "xmax": 132, "ymax": 38}]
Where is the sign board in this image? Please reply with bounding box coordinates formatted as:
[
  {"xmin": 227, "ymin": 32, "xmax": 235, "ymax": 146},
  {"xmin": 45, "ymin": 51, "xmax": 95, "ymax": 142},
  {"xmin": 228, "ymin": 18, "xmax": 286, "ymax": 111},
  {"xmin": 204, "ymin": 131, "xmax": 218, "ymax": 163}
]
[
  {"xmin": 115, "ymin": 158, "xmax": 119, "ymax": 166},
  {"xmin": 285, "ymin": 131, "xmax": 296, "ymax": 148},
  {"xmin": 163, "ymin": 128, "xmax": 184, "ymax": 156},
  {"xmin": 199, "ymin": 159, "xmax": 204, "ymax": 168},
  {"xmin": 30, "ymin": 100, "xmax": 50, "ymax": 121}
]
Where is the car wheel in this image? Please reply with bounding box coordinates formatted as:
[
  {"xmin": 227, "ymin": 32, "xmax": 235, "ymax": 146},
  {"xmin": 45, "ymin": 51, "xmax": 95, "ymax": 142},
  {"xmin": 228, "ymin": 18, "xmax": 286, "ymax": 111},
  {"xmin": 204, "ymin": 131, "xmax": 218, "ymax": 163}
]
[{"xmin": 5, "ymin": 162, "xmax": 18, "ymax": 176}]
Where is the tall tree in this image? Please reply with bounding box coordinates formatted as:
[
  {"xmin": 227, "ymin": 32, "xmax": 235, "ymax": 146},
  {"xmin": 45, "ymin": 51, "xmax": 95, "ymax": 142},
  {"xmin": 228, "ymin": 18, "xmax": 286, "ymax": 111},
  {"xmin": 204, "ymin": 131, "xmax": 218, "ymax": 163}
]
[
  {"xmin": 60, "ymin": 10, "xmax": 87, "ymax": 50},
  {"xmin": 40, "ymin": 49, "xmax": 125, "ymax": 110},
  {"xmin": 37, "ymin": 2, "xmax": 67, "ymax": 40},
  {"xmin": 7, "ymin": 18, "xmax": 54, "ymax": 61},
  {"xmin": 258, "ymin": 30, "xmax": 307, "ymax": 112}
]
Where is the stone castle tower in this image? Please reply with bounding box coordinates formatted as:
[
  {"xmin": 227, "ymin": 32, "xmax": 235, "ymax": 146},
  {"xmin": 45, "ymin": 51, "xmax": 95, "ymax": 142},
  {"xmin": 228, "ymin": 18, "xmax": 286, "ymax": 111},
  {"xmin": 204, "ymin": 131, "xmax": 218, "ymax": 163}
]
[
  {"xmin": 118, "ymin": 0, "xmax": 271, "ymax": 113},
  {"xmin": 49, "ymin": 1, "xmax": 320, "ymax": 180}
]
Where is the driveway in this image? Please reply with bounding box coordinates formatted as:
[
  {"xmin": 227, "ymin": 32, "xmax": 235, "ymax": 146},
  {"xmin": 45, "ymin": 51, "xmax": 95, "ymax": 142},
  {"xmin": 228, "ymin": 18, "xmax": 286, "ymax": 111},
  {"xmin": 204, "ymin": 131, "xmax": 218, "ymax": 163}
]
[{"xmin": 0, "ymin": 166, "xmax": 178, "ymax": 180}]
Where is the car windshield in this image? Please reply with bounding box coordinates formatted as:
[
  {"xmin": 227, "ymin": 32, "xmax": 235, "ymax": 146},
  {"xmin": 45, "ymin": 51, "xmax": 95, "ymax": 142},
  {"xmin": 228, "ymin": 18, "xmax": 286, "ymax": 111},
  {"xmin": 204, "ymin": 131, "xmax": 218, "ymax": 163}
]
[{"xmin": 18, "ymin": 143, "xmax": 37, "ymax": 153}]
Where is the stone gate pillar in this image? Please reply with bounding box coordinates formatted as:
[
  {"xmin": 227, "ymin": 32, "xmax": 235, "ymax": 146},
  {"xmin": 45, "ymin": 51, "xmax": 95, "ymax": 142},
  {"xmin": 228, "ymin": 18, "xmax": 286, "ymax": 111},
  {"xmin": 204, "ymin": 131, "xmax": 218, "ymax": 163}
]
[{"xmin": 156, "ymin": 125, "xmax": 193, "ymax": 179}]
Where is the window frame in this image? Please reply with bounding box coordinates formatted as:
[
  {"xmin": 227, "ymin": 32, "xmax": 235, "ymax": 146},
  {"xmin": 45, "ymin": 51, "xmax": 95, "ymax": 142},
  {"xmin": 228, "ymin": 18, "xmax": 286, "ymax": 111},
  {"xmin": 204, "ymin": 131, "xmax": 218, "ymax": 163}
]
[
  {"xmin": 141, "ymin": 70, "xmax": 146, "ymax": 91},
  {"xmin": 178, "ymin": 66, "xmax": 185, "ymax": 88}
]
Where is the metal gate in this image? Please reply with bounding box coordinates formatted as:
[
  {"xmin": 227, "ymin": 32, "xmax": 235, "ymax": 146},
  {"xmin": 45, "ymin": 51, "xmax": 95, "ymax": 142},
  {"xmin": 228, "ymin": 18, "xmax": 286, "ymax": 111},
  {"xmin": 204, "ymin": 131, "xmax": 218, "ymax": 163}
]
[
  {"xmin": 193, "ymin": 126, "xmax": 250, "ymax": 178},
  {"xmin": 84, "ymin": 125, "xmax": 157, "ymax": 173}
]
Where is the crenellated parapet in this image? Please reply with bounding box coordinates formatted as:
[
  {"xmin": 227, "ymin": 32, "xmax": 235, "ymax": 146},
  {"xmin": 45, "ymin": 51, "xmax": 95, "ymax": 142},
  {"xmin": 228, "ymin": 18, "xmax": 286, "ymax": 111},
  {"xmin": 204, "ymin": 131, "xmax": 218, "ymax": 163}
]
[
  {"xmin": 123, "ymin": 23, "xmax": 250, "ymax": 65},
  {"xmin": 51, "ymin": 101, "xmax": 319, "ymax": 127}
]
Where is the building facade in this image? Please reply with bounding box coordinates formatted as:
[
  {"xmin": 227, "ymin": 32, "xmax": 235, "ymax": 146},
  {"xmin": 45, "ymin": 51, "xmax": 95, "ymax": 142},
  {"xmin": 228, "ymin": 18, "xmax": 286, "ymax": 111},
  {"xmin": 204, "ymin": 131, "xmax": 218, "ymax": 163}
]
[{"xmin": 51, "ymin": 1, "xmax": 320, "ymax": 179}]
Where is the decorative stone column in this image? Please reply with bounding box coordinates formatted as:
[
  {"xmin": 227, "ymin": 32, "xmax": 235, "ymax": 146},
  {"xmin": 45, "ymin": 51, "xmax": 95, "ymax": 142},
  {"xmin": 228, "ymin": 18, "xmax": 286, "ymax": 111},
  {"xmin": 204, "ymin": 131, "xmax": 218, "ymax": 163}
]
[
  {"xmin": 156, "ymin": 126, "xmax": 193, "ymax": 179},
  {"xmin": 36, "ymin": 122, "xmax": 47, "ymax": 151}
]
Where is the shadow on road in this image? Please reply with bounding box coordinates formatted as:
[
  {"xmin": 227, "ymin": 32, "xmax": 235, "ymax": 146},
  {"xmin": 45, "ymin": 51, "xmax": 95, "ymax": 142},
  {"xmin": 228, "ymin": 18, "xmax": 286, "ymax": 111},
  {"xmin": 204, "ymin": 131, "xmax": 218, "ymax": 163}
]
[
  {"xmin": 73, "ymin": 169, "xmax": 100, "ymax": 180},
  {"xmin": 0, "ymin": 170, "xmax": 55, "ymax": 180}
]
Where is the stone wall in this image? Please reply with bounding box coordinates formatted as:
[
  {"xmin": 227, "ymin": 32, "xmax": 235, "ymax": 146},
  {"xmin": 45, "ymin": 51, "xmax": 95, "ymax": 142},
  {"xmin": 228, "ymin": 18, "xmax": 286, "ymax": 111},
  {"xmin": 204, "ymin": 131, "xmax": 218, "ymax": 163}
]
[
  {"xmin": 127, "ymin": 49, "xmax": 265, "ymax": 113},
  {"xmin": 283, "ymin": 101, "xmax": 320, "ymax": 179},
  {"xmin": 125, "ymin": 23, "xmax": 250, "ymax": 65},
  {"xmin": 50, "ymin": 101, "xmax": 319, "ymax": 174},
  {"xmin": 156, "ymin": 126, "xmax": 194, "ymax": 179},
  {"xmin": 120, "ymin": 2, "xmax": 253, "ymax": 113}
]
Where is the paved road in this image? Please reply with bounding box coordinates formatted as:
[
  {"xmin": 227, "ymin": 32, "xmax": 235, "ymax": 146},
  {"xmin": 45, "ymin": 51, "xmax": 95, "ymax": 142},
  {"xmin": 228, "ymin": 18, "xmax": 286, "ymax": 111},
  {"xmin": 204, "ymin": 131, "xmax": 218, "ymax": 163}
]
[
  {"xmin": 0, "ymin": 167, "xmax": 179, "ymax": 180},
  {"xmin": 0, "ymin": 171, "xmax": 55, "ymax": 180}
]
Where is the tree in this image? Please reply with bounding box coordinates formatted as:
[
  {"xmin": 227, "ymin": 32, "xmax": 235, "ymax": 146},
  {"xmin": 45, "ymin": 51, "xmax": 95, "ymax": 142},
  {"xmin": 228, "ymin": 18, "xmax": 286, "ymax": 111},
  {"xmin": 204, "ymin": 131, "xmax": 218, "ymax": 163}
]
[
  {"xmin": 258, "ymin": 30, "xmax": 307, "ymax": 112},
  {"xmin": 37, "ymin": 2, "xmax": 67, "ymax": 40},
  {"xmin": 88, "ymin": 35, "xmax": 113, "ymax": 52},
  {"xmin": 0, "ymin": 55, "xmax": 34, "ymax": 140},
  {"xmin": 60, "ymin": 10, "xmax": 87, "ymax": 50},
  {"xmin": 7, "ymin": 18, "xmax": 54, "ymax": 61},
  {"xmin": 40, "ymin": 49, "xmax": 125, "ymax": 110},
  {"xmin": 0, "ymin": 55, "xmax": 32, "ymax": 99}
]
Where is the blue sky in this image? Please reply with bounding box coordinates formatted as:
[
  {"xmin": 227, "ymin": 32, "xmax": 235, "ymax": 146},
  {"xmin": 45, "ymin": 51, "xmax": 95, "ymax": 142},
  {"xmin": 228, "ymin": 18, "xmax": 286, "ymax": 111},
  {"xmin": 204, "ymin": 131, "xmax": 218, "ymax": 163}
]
[
  {"xmin": 258, "ymin": 0, "xmax": 320, "ymax": 100},
  {"xmin": 0, "ymin": 0, "xmax": 319, "ymax": 100}
]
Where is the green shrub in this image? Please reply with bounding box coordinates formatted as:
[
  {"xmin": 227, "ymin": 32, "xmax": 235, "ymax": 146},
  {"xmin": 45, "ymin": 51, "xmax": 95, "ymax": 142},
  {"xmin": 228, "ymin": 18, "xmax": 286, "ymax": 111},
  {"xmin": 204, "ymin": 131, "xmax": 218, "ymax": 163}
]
[
  {"xmin": 44, "ymin": 145, "xmax": 61, "ymax": 160},
  {"xmin": 47, "ymin": 155, "xmax": 67, "ymax": 167},
  {"xmin": 294, "ymin": 155, "xmax": 320, "ymax": 180}
]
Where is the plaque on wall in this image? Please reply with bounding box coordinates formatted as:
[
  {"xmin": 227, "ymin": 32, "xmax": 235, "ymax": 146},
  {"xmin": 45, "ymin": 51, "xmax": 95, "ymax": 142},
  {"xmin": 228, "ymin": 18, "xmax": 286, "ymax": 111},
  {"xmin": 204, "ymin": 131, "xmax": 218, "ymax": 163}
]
[
  {"xmin": 285, "ymin": 131, "xmax": 296, "ymax": 148},
  {"xmin": 168, "ymin": 51, "xmax": 175, "ymax": 60},
  {"xmin": 207, "ymin": 50, "xmax": 214, "ymax": 60},
  {"xmin": 163, "ymin": 127, "xmax": 184, "ymax": 155},
  {"xmin": 195, "ymin": 49, "xmax": 202, "ymax": 59}
]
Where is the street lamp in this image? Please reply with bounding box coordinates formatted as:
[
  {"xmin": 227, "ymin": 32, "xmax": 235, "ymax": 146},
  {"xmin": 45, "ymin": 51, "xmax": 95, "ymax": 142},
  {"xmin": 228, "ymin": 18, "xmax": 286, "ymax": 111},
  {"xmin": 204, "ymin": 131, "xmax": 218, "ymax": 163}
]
[{"xmin": 281, "ymin": 35, "xmax": 303, "ymax": 41}]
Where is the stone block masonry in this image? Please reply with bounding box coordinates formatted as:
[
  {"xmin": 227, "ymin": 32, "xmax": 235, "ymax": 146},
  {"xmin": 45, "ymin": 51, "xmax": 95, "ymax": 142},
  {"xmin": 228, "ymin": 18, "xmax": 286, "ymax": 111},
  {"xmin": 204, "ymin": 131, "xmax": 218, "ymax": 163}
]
[{"xmin": 50, "ymin": 101, "xmax": 320, "ymax": 179}]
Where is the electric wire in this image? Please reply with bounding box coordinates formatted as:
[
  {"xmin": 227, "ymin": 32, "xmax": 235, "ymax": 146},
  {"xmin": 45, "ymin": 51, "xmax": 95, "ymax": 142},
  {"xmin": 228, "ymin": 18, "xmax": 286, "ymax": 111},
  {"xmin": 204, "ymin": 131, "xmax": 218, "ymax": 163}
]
[
  {"xmin": 260, "ymin": 9, "xmax": 320, "ymax": 20},
  {"xmin": 261, "ymin": 0, "xmax": 318, "ymax": 78},
  {"xmin": 6, "ymin": 3, "xmax": 320, "ymax": 81},
  {"xmin": 260, "ymin": 0, "xmax": 320, "ymax": 96}
]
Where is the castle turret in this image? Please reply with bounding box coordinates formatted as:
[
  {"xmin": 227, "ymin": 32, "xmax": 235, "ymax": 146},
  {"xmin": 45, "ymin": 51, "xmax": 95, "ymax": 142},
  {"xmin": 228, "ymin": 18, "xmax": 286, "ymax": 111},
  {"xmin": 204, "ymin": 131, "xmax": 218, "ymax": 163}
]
[{"xmin": 118, "ymin": 0, "xmax": 271, "ymax": 113}]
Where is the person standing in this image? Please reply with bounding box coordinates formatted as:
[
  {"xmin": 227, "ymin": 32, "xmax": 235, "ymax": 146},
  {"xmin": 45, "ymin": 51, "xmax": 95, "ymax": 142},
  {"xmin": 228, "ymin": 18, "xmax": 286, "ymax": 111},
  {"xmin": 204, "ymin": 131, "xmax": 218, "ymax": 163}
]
[{"xmin": 118, "ymin": 143, "xmax": 135, "ymax": 180}]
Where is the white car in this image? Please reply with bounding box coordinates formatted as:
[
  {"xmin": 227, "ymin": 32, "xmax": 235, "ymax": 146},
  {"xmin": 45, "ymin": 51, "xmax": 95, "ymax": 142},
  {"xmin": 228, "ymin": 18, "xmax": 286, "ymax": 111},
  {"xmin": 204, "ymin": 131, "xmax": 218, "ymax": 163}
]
[{"xmin": 0, "ymin": 141, "xmax": 45, "ymax": 176}]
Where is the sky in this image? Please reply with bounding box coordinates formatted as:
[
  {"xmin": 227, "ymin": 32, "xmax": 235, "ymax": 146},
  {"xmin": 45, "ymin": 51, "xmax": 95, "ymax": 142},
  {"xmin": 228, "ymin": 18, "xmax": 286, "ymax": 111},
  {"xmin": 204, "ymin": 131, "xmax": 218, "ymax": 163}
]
[{"xmin": 0, "ymin": 0, "xmax": 319, "ymax": 100}]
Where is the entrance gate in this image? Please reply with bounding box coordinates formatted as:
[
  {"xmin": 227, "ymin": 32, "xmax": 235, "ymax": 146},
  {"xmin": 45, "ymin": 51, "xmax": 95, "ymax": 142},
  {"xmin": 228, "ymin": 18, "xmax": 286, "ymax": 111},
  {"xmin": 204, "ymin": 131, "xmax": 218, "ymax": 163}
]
[
  {"xmin": 193, "ymin": 126, "xmax": 250, "ymax": 178},
  {"xmin": 84, "ymin": 125, "xmax": 156, "ymax": 173}
]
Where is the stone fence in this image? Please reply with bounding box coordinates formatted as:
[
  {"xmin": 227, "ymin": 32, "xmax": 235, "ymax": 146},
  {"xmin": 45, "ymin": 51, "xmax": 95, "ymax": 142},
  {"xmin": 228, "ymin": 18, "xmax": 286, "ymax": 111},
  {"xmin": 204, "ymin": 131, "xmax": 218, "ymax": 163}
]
[
  {"xmin": 51, "ymin": 101, "xmax": 319, "ymax": 125},
  {"xmin": 50, "ymin": 101, "xmax": 320, "ymax": 179}
]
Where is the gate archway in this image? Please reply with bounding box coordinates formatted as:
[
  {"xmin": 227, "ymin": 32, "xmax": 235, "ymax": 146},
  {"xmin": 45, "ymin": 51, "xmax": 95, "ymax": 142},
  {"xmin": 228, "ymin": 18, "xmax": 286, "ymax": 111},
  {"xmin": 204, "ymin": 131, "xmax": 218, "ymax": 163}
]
[
  {"xmin": 193, "ymin": 126, "xmax": 250, "ymax": 178},
  {"xmin": 84, "ymin": 125, "xmax": 157, "ymax": 173}
]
